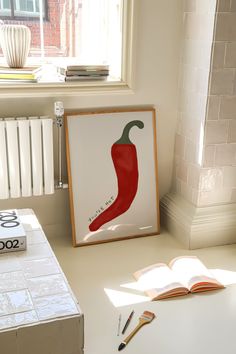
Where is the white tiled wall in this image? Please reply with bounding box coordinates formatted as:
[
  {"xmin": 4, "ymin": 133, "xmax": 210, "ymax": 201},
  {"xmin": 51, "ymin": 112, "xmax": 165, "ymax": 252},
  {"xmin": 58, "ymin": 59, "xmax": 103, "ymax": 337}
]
[
  {"xmin": 173, "ymin": 0, "xmax": 236, "ymax": 207},
  {"xmin": 203, "ymin": 0, "xmax": 236, "ymax": 205},
  {"xmin": 174, "ymin": 0, "xmax": 217, "ymax": 205}
]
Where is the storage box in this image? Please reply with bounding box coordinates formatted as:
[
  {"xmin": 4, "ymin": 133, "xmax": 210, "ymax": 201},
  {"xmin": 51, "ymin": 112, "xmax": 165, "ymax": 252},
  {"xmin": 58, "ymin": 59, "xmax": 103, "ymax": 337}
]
[{"xmin": 0, "ymin": 209, "xmax": 84, "ymax": 354}]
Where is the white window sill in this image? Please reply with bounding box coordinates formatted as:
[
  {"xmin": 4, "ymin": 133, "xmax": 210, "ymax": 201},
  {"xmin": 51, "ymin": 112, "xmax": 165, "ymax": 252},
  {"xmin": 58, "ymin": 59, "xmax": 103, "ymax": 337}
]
[
  {"xmin": 0, "ymin": 60, "xmax": 134, "ymax": 97},
  {"xmin": 0, "ymin": 79, "xmax": 134, "ymax": 98}
]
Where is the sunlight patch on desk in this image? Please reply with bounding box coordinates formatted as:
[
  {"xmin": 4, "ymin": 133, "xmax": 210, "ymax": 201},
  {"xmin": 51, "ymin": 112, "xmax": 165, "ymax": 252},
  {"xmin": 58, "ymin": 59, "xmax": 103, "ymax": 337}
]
[
  {"xmin": 119, "ymin": 268, "xmax": 236, "ymax": 294},
  {"xmin": 210, "ymin": 269, "xmax": 236, "ymax": 286},
  {"xmin": 120, "ymin": 281, "xmax": 150, "ymax": 291},
  {"xmin": 121, "ymin": 264, "xmax": 183, "ymax": 292},
  {"xmin": 104, "ymin": 288, "xmax": 149, "ymax": 307}
]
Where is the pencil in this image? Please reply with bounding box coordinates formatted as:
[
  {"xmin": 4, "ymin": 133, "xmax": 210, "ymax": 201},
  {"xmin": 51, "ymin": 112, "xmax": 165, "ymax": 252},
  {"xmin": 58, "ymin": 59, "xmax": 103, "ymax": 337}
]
[
  {"xmin": 117, "ymin": 314, "xmax": 122, "ymax": 336},
  {"xmin": 122, "ymin": 310, "xmax": 134, "ymax": 334}
]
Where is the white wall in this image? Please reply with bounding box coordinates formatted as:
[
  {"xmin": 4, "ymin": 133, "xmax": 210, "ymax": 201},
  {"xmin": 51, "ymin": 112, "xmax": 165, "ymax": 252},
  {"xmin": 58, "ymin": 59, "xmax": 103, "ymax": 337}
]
[{"xmin": 0, "ymin": 0, "xmax": 183, "ymax": 232}]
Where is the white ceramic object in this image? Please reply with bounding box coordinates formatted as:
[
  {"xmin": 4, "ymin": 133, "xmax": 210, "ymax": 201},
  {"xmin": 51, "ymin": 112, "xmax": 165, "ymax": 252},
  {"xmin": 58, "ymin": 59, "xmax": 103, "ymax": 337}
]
[{"xmin": 0, "ymin": 24, "xmax": 31, "ymax": 68}]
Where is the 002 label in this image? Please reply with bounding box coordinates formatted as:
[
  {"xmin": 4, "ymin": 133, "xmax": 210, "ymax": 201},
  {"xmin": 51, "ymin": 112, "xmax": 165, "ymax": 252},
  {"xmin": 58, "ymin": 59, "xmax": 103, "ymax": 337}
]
[
  {"xmin": 0, "ymin": 211, "xmax": 20, "ymax": 228},
  {"xmin": 0, "ymin": 239, "xmax": 20, "ymax": 250}
]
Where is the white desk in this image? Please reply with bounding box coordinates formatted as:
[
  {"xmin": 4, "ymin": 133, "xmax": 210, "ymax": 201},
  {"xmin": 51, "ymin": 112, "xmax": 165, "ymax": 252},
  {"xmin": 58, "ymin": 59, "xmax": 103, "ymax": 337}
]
[
  {"xmin": 0, "ymin": 209, "xmax": 84, "ymax": 354},
  {"xmin": 48, "ymin": 228, "xmax": 236, "ymax": 354}
]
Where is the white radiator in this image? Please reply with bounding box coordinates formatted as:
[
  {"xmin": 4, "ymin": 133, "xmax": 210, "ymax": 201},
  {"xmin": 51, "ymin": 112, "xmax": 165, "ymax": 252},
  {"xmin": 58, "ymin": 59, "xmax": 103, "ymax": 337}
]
[{"xmin": 0, "ymin": 116, "xmax": 54, "ymax": 199}]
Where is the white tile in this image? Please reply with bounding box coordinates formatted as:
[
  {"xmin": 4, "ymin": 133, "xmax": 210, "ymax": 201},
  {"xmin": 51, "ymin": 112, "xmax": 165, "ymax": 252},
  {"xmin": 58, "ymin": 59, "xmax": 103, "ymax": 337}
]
[
  {"xmin": 26, "ymin": 230, "xmax": 46, "ymax": 245},
  {"xmin": 180, "ymin": 114, "xmax": 198, "ymax": 141},
  {"xmin": 0, "ymin": 314, "xmax": 15, "ymax": 330},
  {"xmin": 228, "ymin": 120, "xmax": 236, "ymax": 143},
  {"xmin": 0, "ymin": 311, "xmax": 38, "ymax": 330},
  {"xmin": 16, "ymin": 243, "xmax": 52, "ymax": 261},
  {"xmin": 182, "ymin": 64, "xmax": 198, "ymax": 92},
  {"xmin": 199, "ymin": 168, "xmax": 224, "ymax": 192},
  {"xmin": 0, "ymin": 254, "xmax": 21, "ymax": 273},
  {"xmin": 212, "ymin": 42, "xmax": 225, "ymax": 68},
  {"xmin": 207, "ymin": 95, "xmax": 220, "ymax": 120},
  {"xmin": 181, "ymin": 39, "xmax": 193, "ymax": 66},
  {"xmin": 231, "ymin": 0, "xmax": 236, "ymax": 11},
  {"xmin": 203, "ymin": 145, "xmax": 216, "ymax": 167},
  {"xmin": 184, "ymin": 13, "xmax": 201, "ymax": 40},
  {"xmin": 6, "ymin": 290, "xmax": 34, "ymax": 314},
  {"xmin": 210, "ymin": 69, "xmax": 235, "ymax": 95},
  {"xmin": 174, "ymin": 134, "xmax": 185, "ymax": 157},
  {"xmin": 198, "ymin": 188, "xmax": 232, "ymax": 205},
  {"xmin": 223, "ymin": 166, "xmax": 236, "ymax": 188},
  {"xmin": 184, "ymin": 0, "xmax": 196, "ymax": 12},
  {"xmin": 34, "ymin": 293, "xmax": 79, "ymax": 320},
  {"xmin": 187, "ymin": 164, "xmax": 200, "ymax": 188},
  {"xmin": 192, "ymin": 188, "xmax": 200, "ymax": 205},
  {"xmin": 199, "ymin": 13, "xmax": 216, "ymax": 41},
  {"xmin": 18, "ymin": 213, "xmax": 41, "ymax": 231},
  {"xmin": 185, "ymin": 139, "xmax": 198, "ymax": 164},
  {"xmin": 215, "ymin": 13, "xmax": 236, "ymax": 41},
  {"xmin": 217, "ymin": 0, "xmax": 231, "ymax": 12},
  {"xmin": 21, "ymin": 257, "xmax": 60, "ymax": 279},
  {"xmin": 180, "ymin": 180, "xmax": 194, "ymax": 204},
  {"xmin": 192, "ymin": 40, "xmax": 212, "ymax": 70},
  {"xmin": 196, "ymin": 0, "xmax": 217, "ymax": 13},
  {"xmin": 231, "ymin": 188, "xmax": 236, "ymax": 201},
  {"xmin": 205, "ymin": 120, "xmax": 229, "ymax": 144},
  {"xmin": 17, "ymin": 209, "xmax": 34, "ymax": 216},
  {"xmin": 0, "ymin": 293, "xmax": 11, "ymax": 316},
  {"xmin": 14, "ymin": 310, "xmax": 38, "ymax": 326},
  {"xmin": 196, "ymin": 68, "xmax": 210, "ymax": 94},
  {"xmin": 215, "ymin": 143, "xmax": 236, "ymax": 165},
  {"xmin": 219, "ymin": 96, "xmax": 236, "ymax": 119},
  {"xmin": 176, "ymin": 160, "xmax": 188, "ymax": 182},
  {"xmin": 234, "ymin": 78, "xmax": 236, "ymax": 95},
  {"xmin": 0, "ymin": 271, "xmax": 26, "ymax": 293},
  {"xmin": 175, "ymin": 178, "xmax": 182, "ymax": 194},
  {"xmin": 225, "ymin": 41, "xmax": 236, "ymax": 67},
  {"xmin": 27, "ymin": 274, "xmax": 68, "ymax": 298}
]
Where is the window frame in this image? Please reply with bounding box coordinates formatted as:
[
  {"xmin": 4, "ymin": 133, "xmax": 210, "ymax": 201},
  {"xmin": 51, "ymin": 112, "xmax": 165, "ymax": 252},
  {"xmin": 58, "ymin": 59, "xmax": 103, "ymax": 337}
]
[
  {"xmin": 0, "ymin": 0, "xmax": 48, "ymax": 20},
  {"xmin": 0, "ymin": 0, "xmax": 136, "ymax": 97}
]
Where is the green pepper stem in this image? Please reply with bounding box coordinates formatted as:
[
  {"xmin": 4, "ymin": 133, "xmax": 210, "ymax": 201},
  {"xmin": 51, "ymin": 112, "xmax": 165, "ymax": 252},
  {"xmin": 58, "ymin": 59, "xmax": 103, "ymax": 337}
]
[{"xmin": 115, "ymin": 120, "xmax": 144, "ymax": 144}]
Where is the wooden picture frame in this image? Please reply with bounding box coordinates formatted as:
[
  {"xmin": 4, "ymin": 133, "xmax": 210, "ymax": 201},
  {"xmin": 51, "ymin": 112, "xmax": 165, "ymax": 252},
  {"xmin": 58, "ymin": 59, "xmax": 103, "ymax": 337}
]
[{"xmin": 65, "ymin": 107, "xmax": 160, "ymax": 246}]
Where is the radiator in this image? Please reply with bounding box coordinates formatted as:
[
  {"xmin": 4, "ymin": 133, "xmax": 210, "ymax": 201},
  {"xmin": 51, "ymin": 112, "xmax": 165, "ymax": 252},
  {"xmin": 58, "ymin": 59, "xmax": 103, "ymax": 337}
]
[{"xmin": 0, "ymin": 116, "xmax": 54, "ymax": 199}]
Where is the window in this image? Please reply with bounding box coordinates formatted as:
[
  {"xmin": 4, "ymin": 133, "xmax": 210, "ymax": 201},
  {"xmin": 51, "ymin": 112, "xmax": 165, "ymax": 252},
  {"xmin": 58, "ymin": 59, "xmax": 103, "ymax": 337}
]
[
  {"xmin": 0, "ymin": 0, "xmax": 46, "ymax": 18},
  {"xmin": 0, "ymin": 0, "xmax": 134, "ymax": 90}
]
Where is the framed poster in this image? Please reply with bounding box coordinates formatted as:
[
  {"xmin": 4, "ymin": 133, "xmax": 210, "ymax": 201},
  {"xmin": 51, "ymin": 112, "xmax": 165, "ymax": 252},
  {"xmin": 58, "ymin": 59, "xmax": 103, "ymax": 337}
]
[{"xmin": 65, "ymin": 108, "xmax": 160, "ymax": 246}]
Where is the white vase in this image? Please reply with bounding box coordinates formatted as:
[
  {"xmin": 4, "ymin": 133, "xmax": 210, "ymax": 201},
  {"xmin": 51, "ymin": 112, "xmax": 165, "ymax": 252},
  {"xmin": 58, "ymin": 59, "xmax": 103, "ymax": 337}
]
[{"xmin": 0, "ymin": 24, "xmax": 31, "ymax": 68}]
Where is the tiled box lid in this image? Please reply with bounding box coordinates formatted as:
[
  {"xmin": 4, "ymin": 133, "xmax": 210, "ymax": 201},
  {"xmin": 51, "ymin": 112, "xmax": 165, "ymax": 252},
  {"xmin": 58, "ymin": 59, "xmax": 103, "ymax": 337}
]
[{"xmin": 0, "ymin": 208, "xmax": 82, "ymax": 330}]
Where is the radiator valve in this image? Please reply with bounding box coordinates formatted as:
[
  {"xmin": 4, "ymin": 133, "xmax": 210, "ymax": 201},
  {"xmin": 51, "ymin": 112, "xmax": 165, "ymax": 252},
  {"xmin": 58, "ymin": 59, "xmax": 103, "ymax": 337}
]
[{"xmin": 54, "ymin": 101, "xmax": 64, "ymax": 127}]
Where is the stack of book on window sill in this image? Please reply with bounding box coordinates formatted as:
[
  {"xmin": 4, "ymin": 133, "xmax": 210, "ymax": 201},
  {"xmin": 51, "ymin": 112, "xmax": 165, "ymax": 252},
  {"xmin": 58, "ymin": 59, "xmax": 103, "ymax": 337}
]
[
  {"xmin": 58, "ymin": 64, "xmax": 109, "ymax": 82},
  {"xmin": 0, "ymin": 65, "xmax": 42, "ymax": 83}
]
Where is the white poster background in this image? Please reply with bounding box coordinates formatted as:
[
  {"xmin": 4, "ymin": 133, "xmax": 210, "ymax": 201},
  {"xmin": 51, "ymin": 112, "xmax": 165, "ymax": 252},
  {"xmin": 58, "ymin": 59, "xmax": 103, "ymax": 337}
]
[{"xmin": 67, "ymin": 110, "xmax": 159, "ymax": 244}]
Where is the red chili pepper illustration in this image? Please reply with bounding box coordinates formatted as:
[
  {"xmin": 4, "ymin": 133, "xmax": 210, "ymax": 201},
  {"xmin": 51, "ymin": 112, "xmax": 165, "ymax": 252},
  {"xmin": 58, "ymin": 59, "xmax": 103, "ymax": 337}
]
[{"xmin": 89, "ymin": 120, "xmax": 144, "ymax": 232}]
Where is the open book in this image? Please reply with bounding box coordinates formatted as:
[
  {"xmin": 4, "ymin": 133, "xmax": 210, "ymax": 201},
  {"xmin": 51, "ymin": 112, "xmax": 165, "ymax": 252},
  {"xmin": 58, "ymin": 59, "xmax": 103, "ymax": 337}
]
[{"xmin": 133, "ymin": 256, "xmax": 224, "ymax": 300}]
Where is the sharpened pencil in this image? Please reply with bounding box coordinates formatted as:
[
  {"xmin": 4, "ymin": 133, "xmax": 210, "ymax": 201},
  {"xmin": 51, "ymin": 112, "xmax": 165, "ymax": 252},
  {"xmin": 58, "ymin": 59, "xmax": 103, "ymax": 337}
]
[{"xmin": 117, "ymin": 314, "xmax": 122, "ymax": 336}]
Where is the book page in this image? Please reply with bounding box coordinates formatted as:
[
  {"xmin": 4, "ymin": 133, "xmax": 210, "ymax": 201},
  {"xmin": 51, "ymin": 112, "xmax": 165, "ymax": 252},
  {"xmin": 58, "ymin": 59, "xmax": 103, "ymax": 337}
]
[
  {"xmin": 134, "ymin": 263, "xmax": 188, "ymax": 299},
  {"xmin": 169, "ymin": 256, "xmax": 223, "ymax": 290}
]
